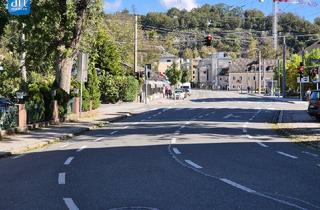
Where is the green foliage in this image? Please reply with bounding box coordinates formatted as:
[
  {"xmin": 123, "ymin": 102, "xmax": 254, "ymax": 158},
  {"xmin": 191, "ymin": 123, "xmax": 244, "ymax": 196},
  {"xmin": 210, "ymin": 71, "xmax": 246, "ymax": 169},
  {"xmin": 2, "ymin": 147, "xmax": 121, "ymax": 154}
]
[
  {"xmin": 181, "ymin": 68, "xmax": 191, "ymax": 84},
  {"xmin": 120, "ymin": 76, "xmax": 139, "ymax": 102},
  {"xmin": 165, "ymin": 62, "xmax": 182, "ymax": 86},
  {"xmin": 86, "ymin": 63, "xmax": 100, "ymax": 110},
  {"xmin": 100, "ymin": 73, "xmax": 119, "ymax": 103},
  {"xmin": 26, "ymin": 72, "xmax": 54, "ymax": 123},
  {"xmin": 286, "ymin": 54, "xmax": 301, "ymax": 91}
]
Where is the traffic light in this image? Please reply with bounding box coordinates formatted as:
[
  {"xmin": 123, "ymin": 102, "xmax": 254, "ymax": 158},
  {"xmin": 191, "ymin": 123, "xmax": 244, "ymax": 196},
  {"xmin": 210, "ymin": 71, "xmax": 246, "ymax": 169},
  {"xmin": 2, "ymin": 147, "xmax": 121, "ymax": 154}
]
[
  {"xmin": 205, "ymin": 35, "xmax": 213, "ymax": 46},
  {"xmin": 298, "ymin": 62, "xmax": 304, "ymax": 78}
]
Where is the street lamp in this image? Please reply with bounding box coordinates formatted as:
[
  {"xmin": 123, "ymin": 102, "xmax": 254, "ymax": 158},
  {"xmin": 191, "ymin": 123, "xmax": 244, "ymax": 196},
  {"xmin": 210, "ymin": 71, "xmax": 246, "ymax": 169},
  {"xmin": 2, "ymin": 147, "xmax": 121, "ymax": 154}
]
[{"xmin": 248, "ymin": 48, "xmax": 262, "ymax": 94}]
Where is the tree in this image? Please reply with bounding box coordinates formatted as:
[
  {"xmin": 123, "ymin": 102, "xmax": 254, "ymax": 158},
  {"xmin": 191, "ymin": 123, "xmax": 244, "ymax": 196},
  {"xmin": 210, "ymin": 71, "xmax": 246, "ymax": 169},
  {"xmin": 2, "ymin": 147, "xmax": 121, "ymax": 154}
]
[
  {"xmin": 165, "ymin": 62, "xmax": 181, "ymax": 87},
  {"xmin": 181, "ymin": 67, "xmax": 191, "ymax": 84},
  {"xmin": 182, "ymin": 48, "xmax": 193, "ymax": 59}
]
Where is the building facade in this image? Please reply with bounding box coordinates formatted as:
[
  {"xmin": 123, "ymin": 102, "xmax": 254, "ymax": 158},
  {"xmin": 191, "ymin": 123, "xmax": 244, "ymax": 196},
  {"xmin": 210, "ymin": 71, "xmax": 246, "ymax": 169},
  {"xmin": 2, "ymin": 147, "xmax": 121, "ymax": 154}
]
[
  {"xmin": 157, "ymin": 52, "xmax": 181, "ymax": 74},
  {"xmin": 228, "ymin": 58, "xmax": 276, "ymax": 92}
]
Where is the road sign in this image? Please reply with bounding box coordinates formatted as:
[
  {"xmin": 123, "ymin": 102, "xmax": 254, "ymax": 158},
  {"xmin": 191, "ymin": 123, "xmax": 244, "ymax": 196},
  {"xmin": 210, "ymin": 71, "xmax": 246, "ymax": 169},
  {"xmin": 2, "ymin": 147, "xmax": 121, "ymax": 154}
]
[
  {"xmin": 310, "ymin": 59, "xmax": 320, "ymax": 63},
  {"xmin": 297, "ymin": 76, "xmax": 310, "ymax": 83},
  {"xmin": 77, "ymin": 53, "xmax": 89, "ymax": 82},
  {"xmin": 8, "ymin": 0, "xmax": 30, "ymax": 16}
]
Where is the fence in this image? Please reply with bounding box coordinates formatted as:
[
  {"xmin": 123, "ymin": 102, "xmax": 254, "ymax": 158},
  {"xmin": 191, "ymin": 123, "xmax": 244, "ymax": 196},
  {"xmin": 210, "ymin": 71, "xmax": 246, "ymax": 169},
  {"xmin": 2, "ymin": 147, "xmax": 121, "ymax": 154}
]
[{"xmin": 0, "ymin": 106, "xmax": 18, "ymax": 130}]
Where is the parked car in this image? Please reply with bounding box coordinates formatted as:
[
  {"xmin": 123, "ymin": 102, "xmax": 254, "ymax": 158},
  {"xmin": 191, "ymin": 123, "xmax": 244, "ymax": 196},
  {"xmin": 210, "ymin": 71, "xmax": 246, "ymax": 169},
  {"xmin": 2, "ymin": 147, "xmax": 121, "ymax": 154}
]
[
  {"xmin": 174, "ymin": 89, "xmax": 186, "ymax": 100},
  {"xmin": 0, "ymin": 97, "xmax": 14, "ymax": 108},
  {"xmin": 181, "ymin": 82, "xmax": 191, "ymax": 96},
  {"xmin": 307, "ymin": 90, "xmax": 320, "ymax": 120}
]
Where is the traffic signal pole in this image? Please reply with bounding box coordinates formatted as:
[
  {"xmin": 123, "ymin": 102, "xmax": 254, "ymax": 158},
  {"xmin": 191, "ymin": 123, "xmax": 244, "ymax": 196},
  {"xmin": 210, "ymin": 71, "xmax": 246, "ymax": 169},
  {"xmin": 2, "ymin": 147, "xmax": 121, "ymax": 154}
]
[{"xmin": 282, "ymin": 36, "xmax": 287, "ymax": 98}]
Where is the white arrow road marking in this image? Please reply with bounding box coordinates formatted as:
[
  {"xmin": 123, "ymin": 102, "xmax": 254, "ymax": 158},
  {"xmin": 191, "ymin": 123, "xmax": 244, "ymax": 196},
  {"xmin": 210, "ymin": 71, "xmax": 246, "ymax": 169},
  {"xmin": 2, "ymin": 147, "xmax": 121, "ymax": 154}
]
[
  {"xmin": 256, "ymin": 142, "xmax": 269, "ymax": 148},
  {"xmin": 58, "ymin": 173, "xmax": 66, "ymax": 184},
  {"xmin": 76, "ymin": 146, "xmax": 87, "ymax": 152},
  {"xmin": 185, "ymin": 160, "xmax": 203, "ymax": 169},
  {"xmin": 64, "ymin": 157, "xmax": 74, "ymax": 165},
  {"xmin": 277, "ymin": 151, "xmax": 298, "ymax": 159},
  {"xmin": 173, "ymin": 148, "xmax": 181, "ymax": 155},
  {"xmin": 63, "ymin": 198, "xmax": 79, "ymax": 210},
  {"xmin": 302, "ymin": 151, "xmax": 319, "ymax": 157},
  {"xmin": 220, "ymin": 178, "xmax": 256, "ymax": 193}
]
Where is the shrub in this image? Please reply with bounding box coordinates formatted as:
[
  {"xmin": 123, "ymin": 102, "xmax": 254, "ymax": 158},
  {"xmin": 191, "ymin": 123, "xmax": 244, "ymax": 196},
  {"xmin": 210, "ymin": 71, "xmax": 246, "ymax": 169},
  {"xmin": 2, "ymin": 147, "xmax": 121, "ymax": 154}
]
[{"xmin": 121, "ymin": 76, "xmax": 139, "ymax": 102}]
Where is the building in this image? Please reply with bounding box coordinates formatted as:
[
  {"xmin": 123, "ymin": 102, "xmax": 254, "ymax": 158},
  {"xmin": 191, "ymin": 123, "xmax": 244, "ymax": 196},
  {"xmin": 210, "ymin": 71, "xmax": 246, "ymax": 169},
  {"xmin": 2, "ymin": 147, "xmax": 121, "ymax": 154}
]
[
  {"xmin": 305, "ymin": 40, "xmax": 320, "ymax": 53},
  {"xmin": 191, "ymin": 57, "xmax": 201, "ymax": 87},
  {"xmin": 195, "ymin": 52, "xmax": 232, "ymax": 89},
  {"xmin": 228, "ymin": 58, "xmax": 276, "ymax": 92},
  {"xmin": 157, "ymin": 52, "xmax": 181, "ymax": 74}
]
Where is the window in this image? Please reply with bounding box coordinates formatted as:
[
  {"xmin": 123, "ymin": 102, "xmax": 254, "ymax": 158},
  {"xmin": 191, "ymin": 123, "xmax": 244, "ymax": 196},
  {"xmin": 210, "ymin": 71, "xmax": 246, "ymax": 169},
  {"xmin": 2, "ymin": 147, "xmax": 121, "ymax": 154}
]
[
  {"xmin": 193, "ymin": 76, "xmax": 196, "ymax": 79},
  {"xmin": 193, "ymin": 71, "xmax": 195, "ymax": 74},
  {"xmin": 167, "ymin": 60, "xmax": 171, "ymax": 62},
  {"xmin": 233, "ymin": 76, "xmax": 236, "ymax": 80},
  {"xmin": 253, "ymin": 76, "xmax": 256, "ymax": 80},
  {"xmin": 220, "ymin": 78, "xmax": 222, "ymax": 80},
  {"xmin": 204, "ymin": 71, "xmax": 207, "ymax": 74},
  {"xmin": 240, "ymin": 76, "xmax": 242, "ymax": 80}
]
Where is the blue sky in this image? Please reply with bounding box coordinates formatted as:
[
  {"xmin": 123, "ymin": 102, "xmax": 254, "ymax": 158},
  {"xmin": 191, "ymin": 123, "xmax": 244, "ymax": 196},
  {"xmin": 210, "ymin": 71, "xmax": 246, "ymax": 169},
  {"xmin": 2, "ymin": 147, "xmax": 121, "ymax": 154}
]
[{"xmin": 103, "ymin": 0, "xmax": 320, "ymax": 22}]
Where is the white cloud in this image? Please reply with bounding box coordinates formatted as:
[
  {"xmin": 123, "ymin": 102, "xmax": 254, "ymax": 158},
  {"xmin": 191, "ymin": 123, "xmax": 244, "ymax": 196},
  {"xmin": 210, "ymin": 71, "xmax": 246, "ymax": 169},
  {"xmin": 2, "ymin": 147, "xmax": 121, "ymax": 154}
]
[
  {"xmin": 104, "ymin": 0, "xmax": 122, "ymax": 12},
  {"xmin": 160, "ymin": 0, "xmax": 198, "ymax": 11}
]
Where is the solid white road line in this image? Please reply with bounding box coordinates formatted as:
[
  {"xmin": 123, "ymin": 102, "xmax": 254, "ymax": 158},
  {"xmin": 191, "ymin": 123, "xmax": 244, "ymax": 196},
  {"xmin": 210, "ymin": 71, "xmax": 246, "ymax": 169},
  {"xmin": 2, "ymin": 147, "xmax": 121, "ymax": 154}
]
[
  {"xmin": 173, "ymin": 148, "xmax": 182, "ymax": 155},
  {"xmin": 11, "ymin": 154, "xmax": 27, "ymax": 159},
  {"xmin": 302, "ymin": 151, "xmax": 319, "ymax": 157},
  {"xmin": 64, "ymin": 157, "xmax": 74, "ymax": 165},
  {"xmin": 133, "ymin": 122, "xmax": 139, "ymax": 125},
  {"xmin": 220, "ymin": 178, "xmax": 256, "ymax": 193},
  {"xmin": 63, "ymin": 198, "xmax": 79, "ymax": 210},
  {"xmin": 58, "ymin": 173, "xmax": 66, "ymax": 184},
  {"xmin": 110, "ymin": 131, "xmax": 118, "ymax": 135},
  {"xmin": 123, "ymin": 126, "xmax": 129, "ymax": 129},
  {"xmin": 185, "ymin": 160, "xmax": 203, "ymax": 169},
  {"xmin": 94, "ymin": 137, "xmax": 104, "ymax": 142},
  {"xmin": 76, "ymin": 146, "xmax": 87, "ymax": 152},
  {"xmin": 256, "ymin": 142, "xmax": 269, "ymax": 148},
  {"xmin": 185, "ymin": 122, "xmax": 191, "ymax": 125},
  {"xmin": 171, "ymin": 138, "xmax": 176, "ymax": 144},
  {"xmin": 246, "ymin": 134, "xmax": 253, "ymax": 139},
  {"xmin": 277, "ymin": 151, "xmax": 298, "ymax": 159}
]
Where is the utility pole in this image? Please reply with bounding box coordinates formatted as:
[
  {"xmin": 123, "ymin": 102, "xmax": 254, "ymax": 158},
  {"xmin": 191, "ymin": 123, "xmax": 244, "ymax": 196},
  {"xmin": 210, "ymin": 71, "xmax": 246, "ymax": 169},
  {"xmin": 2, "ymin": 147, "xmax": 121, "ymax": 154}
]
[
  {"xmin": 300, "ymin": 48, "xmax": 305, "ymax": 101},
  {"xmin": 282, "ymin": 36, "xmax": 287, "ymax": 98},
  {"xmin": 144, "ymin": 65, "xmax": 148, "ymax": 104},
  {"xmin": 273, "ymin": 0, "xmax": 278, "ymax": 53},
  {"xmin": 20, "ymin": 23, "xmax": 27, "ymax": 86},
  {"xmin": 134, "ymin": 15, "xmax": 138, "ymax": 73},
  {"xmin": 258, "ymin": 50, "xmax": 262, "ymax": 94}
]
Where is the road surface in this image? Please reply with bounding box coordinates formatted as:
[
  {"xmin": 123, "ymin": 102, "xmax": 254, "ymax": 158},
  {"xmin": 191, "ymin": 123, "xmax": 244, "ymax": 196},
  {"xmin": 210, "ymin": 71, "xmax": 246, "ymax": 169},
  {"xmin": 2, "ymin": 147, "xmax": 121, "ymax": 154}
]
[{"xmin": 0, "ymin": 90, "xmax": 319, "ymax": 210}]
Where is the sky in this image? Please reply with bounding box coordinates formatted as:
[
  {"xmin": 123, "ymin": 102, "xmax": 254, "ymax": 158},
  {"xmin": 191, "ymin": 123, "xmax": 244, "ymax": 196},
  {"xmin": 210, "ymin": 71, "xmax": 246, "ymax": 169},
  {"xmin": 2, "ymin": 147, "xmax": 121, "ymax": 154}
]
[{"xmin": 103, "ymin": 0, "xmax": 320, "ymax": 22}]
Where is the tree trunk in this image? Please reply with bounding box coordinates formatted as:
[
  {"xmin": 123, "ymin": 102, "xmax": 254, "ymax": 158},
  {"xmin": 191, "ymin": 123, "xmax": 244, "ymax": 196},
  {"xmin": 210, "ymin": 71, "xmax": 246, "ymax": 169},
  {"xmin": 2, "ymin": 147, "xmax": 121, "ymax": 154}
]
[{"xmin": 59, "ymin": 57, "xmax": 73, "ymax": 94}]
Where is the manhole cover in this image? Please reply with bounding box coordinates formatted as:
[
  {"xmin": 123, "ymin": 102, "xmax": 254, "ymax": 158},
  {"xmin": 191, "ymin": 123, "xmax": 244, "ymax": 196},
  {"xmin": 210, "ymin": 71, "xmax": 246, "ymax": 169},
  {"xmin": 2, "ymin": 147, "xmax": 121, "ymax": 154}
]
[{"xmin": 108, "ymin": 207, "xmax": 159, "ymax": 210}]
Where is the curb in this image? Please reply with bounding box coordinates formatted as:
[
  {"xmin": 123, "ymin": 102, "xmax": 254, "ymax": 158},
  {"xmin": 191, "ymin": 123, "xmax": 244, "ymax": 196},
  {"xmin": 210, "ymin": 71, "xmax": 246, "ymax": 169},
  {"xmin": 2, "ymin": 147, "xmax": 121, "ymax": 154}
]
[{"xmin": 0, "ymin": 113, "xmax": 132, "ymax": 159}]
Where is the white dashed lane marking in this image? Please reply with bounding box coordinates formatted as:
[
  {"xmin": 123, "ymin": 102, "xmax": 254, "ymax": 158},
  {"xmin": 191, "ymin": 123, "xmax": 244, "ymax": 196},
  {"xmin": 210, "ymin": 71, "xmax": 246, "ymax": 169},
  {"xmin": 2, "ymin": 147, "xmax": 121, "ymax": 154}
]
[
  {"xmin": 58, "ymin": 173, "xmax": 66, "ymax": 185},
  {"xmin": 11, "ymin": 154, "xmax": 27, "ymax": 159},
  {"xmin": 256, "ymin": 142, "xmax": 269, "ymax": 148},
  {"xmin": 317, "ymin": 164, "xmax": 320, "ymax": 167},
  {"xmin": 110, "ymin": 131, "xmax": 118, "ymax": 135},
  {"xmin": 94, "ymin": 137, "xmax": 104, "ymax": 142},
  {"xmin": 63, "ymin": 198, "xmax": 79, "ymax": 210},
  {"xmin": 220, "ymin": 178, "xmax": 255, "ymax": 193},
  {"xmin": 76, "ymin": 146, "xmax": 87, "ymax": 152},
  {"xmin": 173, "ymin": 148, "xmax": 181, "ymax": 155},
  {"xmin": 302, "ymin": 151, "xmax": 319, "ymax": 157},
  {"xmin": 185, "ymin": 160, "xmax": 203, "ymax": 169},
  {"xmin": 64, "ymin": 157, "xmax": 74, "ymax": 165},
  {"xmin": 277, "ymin": 151, "xmax": 298, "ymax": 159}
]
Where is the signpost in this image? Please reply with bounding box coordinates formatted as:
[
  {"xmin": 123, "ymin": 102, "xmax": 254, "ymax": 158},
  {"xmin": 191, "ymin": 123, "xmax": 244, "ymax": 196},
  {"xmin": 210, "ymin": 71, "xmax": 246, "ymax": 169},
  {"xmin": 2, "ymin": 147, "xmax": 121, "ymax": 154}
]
[
  {"xmin": 297, "ymin": 76, "xmax": 310, "ymax": 84},
  {"xmin": 77, "ymin": 53, "xmax": 89, "ymax": 116},
  {"xmin": 8, "ymin": 0, "xmax": 31, "ymax": 16}
]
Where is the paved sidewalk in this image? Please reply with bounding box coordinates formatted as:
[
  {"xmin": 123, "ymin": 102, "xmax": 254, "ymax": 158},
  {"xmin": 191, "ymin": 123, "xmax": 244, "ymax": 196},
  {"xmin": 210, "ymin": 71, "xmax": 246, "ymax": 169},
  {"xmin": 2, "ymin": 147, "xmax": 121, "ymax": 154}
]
[
  {"xmin": 277, "ymin": 105, "xmax": 320, "ymax": 149},
  {"xmin": 0, "ymin": 98, "xmax": 175, "ymax": 158}
]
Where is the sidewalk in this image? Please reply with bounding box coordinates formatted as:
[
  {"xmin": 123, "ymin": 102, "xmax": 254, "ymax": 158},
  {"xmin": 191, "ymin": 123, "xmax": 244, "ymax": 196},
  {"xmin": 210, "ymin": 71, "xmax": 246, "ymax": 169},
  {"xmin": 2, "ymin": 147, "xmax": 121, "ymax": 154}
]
[
  {"xmin": 277, "ymin": 107, "xmax": 320, "ymax": 150},
  {"xmin": 0, "ymin": 98, "xmax": 174, "ymax": 158}
]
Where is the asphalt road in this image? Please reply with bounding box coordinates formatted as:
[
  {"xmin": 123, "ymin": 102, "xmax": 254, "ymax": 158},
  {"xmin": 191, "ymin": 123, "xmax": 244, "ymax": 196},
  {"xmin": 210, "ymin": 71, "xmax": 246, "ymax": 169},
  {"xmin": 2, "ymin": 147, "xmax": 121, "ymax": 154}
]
[{"xmin": 0, "ymin": 90, "xmax": 319, "ymax": 210}]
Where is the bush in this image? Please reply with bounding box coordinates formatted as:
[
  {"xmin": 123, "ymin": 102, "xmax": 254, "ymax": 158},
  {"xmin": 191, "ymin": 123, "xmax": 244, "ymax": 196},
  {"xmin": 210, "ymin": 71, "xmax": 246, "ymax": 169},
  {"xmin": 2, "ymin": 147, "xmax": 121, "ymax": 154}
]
[
  {"xmin": 100, "ymin": 74, "xmax": 119, "ymax": 103},
  {"xmin": 121, "ymin": 76, "xmax": 139, "ymax": 102},
  {"xmin": 86, "ymin": 64, "xmax": 100, "ymax": 109}
]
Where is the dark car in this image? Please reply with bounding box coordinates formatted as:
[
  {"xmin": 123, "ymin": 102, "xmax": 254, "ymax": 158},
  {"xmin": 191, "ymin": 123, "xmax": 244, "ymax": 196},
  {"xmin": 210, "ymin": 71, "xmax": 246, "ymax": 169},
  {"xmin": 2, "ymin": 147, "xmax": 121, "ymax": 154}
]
[
  {"xmin": 0, "ymin": 97, "xmax": 14, "ymax": 108},
  {"xmin": 307, "ymin": 90, "xmax": 320, "ymax": 119}
]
